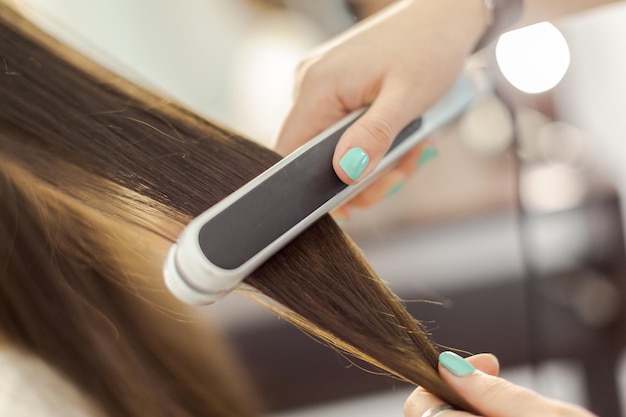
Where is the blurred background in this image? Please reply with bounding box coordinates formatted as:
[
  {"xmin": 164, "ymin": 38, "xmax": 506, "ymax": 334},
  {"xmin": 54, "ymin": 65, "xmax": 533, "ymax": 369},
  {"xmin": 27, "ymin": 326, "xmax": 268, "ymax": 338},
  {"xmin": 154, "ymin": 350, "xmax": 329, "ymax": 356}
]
[{"xmin": 19, "ymin": 0, "xmax": 626, "ymax": 415}]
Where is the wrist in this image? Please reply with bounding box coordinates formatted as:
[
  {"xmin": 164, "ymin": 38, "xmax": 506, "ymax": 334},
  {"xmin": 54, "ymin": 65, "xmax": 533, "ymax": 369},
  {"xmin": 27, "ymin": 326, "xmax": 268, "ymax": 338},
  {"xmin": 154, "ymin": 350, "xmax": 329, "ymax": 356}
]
[
  {"xmin": 452, "ymin": 0, "xmax": 495, "ymax": 52},
  {"xmin": 403, "ymin": 0, "xmax": 491, "ymax": 51},
  {"xmin": 476, "ymin": 0, "xmax": 525, "ymax": 49}
]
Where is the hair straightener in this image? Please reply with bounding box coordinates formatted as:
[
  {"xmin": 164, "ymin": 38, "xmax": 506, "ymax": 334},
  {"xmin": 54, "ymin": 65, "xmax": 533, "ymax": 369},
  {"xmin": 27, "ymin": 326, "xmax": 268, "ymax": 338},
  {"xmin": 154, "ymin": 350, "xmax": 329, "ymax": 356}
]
[{"xmin": 164, "ymin": 75, "xmax": 476, "ymax": 305}]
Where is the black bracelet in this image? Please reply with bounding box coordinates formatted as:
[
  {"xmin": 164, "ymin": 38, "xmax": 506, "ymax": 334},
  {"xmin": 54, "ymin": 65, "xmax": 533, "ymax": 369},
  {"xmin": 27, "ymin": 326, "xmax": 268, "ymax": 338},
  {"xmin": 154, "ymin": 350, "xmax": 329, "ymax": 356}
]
[{"xmin": 475, "ymin": 0, "xmax": 525, "ymax": 50}]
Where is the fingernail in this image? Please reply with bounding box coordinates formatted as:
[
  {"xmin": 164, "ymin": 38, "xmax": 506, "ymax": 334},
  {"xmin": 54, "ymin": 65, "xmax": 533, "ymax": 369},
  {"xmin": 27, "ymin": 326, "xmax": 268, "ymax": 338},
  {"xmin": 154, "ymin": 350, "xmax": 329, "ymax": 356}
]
[
  {"xmin": 439, "ymin": 351, "xmax": 476, "ymax": 377},
  {"xmin": 386, "ymin": 181, "xmax": 405, "ymax": 197},
  {"xmin": 331, "ymin": 207, "xmax": 351, "ymax": 224},
  {"xmin": 417, "ymin": 146, "xmax": 438, "ymax": 167},
  {"xmin": 332, "ymin": 213, "xmax": 349, "ymax": 224},
  {"xmin": 340, "ymin": 147, "xmax": 369, "ymax": 181}
]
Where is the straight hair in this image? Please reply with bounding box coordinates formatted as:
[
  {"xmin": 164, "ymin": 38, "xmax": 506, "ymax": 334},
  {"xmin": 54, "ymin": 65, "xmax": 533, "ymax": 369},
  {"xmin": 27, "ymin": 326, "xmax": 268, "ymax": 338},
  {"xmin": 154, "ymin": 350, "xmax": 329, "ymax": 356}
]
[{"xmin": 0, "ymin": 2, "xmax": 475, "ymax": 415}]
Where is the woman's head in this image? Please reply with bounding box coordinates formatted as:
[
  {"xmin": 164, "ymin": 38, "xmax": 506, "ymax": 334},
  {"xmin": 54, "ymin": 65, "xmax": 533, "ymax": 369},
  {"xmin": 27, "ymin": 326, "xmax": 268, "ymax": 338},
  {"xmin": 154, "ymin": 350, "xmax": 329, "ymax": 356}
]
[{"xmin": 0, "ymin": 1, "xmax": 474, "ymax": 415}]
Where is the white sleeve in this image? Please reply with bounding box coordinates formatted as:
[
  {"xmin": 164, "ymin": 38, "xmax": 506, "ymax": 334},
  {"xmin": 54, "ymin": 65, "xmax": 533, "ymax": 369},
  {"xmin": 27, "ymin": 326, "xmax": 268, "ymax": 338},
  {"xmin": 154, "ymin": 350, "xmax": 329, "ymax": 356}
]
[{"xmin": 0, "ymin": 346, "xmax": 104, "ymax": 417}]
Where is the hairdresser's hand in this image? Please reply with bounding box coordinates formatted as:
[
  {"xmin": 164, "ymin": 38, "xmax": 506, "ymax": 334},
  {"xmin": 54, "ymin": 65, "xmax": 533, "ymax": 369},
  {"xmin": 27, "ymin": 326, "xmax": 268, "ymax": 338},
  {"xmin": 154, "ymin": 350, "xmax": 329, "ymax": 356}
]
[
  {"xmin": 275, "ymin": 0, "xmax": 488, "ymax": 217},
  {"xmin": 404, "ymin": 352, "xmax": 597, "ymax": 417}
]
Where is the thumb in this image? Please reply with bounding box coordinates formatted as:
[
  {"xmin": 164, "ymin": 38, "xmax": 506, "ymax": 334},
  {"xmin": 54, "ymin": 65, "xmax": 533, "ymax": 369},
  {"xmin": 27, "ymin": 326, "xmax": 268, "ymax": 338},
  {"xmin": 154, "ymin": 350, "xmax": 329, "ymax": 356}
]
[
  {"xmin": 438, "ymin": 351, "xmax": 597, "ymax": 417},
  {"xmin": 333, "ymin": 80, "xmax": 424, "ymax": 184},
  {"xmin": 275, "ymin": 93, "xmax": 348, "ymax": 157}
]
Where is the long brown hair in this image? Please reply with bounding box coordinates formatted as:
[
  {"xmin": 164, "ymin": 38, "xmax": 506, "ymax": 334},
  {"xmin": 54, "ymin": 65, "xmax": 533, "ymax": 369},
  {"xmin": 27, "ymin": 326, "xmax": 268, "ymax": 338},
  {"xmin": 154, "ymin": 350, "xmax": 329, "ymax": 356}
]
[{"xmin": 0, "ymin": 2, "xmax": 474, "ymax": 415}]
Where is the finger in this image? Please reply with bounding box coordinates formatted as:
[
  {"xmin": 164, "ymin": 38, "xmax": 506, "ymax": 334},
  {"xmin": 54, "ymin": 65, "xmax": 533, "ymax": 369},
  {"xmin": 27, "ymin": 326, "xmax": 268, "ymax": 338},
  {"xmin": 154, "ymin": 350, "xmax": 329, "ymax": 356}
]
[
  {"xmin": 333, "ymin": 77, "xmax": 425, "ymax": 184},
  {"xmin": 380, "ymin": 141, "xmax": 437, "ymax": 189},
  {"xmin": 404, "ymin": 388, "xmax": 469, "ymax": 417},
  {"xmin": 343, "ymin": 142, "xmax": 436, "ymax": 209},
  {"xmin": 438, "ymin": 352, "xmax": 596, "ymax": 417},
  {"xmin": 330, "ymin": 206, "xmax": 351, "ymax": 223},
  {"xmin": 404, "ymin": 353, "xmax": 498, "ymax": 417},
  {"xmin": 395, "ymin": 142, "xmax": 431, "ymax": 177},
  {"xmin": 275, "ymin": 90, "xmax": 348, "ymax": 157},
  {"xmin": 345, "ymin": 170, "xmax": 405, "ymax": 208},
  {"xmin": 464, "ymin": 352, "xmax": 499, "ymax": 377},
  {"xmin": 414, "ymin": 353, "xmax": 500, "ymax": 396},
  {"xmin": 404, "ymin": 389, "xmax": 470, "ymax": 417}
]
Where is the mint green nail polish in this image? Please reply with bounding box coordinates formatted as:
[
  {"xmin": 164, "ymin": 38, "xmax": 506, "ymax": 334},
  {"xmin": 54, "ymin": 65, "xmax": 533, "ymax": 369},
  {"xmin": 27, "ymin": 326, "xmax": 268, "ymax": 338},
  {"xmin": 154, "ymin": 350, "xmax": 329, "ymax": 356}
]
[
  {"xmin": 386, "ymin": 181, "xmax": 405, "ymax": 197},
  {"xmin": 340, "ymin": 147, "xmax": 369, "ymax": 181},
  {"xmin": 439, "ymin": 351, "xmax": 476, "ymax": 376},
  {"xmin": 334, "ymin": 217, "xmax": 348, "ymax": 225},
  {"xmin": 417, "ymin": 147, "xmax": 438, "ymax": 167}
]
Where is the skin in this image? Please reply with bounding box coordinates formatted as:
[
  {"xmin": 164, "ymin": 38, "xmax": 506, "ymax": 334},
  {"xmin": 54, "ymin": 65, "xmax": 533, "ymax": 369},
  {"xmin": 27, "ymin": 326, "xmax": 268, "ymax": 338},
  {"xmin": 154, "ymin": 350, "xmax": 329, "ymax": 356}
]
[
  {"xmin": 404, "ymin": 354, "xmax": 597, "ymax": 417},
  {"xmin": 275, "ymin": 0, "xmax": 619, "ymax": 216},
  {"xmin": 276, "ymin": 0, "xmax": 486, "ymax": 215}
]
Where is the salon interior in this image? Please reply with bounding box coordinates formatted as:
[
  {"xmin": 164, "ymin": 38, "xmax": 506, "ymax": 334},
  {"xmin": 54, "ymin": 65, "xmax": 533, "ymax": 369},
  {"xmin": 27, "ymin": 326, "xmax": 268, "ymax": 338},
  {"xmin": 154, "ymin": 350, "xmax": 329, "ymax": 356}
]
[{"xmin": 22, "ymin": 0, "xmax": 626, "ymax": 415}]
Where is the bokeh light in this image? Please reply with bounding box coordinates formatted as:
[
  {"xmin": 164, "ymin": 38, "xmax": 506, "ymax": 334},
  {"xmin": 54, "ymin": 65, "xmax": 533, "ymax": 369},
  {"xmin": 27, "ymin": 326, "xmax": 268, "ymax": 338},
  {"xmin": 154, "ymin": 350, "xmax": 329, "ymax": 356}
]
[{"xmin": 496, "ymin": 22, "xmax": 571, "ymax": 94}]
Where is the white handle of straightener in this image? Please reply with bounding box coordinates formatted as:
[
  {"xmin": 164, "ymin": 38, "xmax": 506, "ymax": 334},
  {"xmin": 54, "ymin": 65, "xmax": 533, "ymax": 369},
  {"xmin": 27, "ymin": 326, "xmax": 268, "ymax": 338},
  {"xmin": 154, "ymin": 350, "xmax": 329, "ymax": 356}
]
[{"xmin": 164, "ymin": 74, "xmax": 478, "ymax": 305}]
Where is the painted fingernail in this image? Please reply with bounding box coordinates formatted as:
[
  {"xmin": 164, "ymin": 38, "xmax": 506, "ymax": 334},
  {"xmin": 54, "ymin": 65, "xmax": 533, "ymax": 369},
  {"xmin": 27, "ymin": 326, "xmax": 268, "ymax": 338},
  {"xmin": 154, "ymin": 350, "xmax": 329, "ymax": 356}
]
[
  {"xmin": 417, "ymin": 146, "xmax": 438, "ymax": 167},
  {"xmin": 332, "ymin": 213, "xmax": 349, "ymax": 225},
  {"xmin": 439, "ymin": 351, "xmax": 476, "ymax": 377},
  {"xmin": 331, "ymin": 207, "xmax": 351, "ymax": 224},
  {"xmin": 386, "ymin": 181, "xmax": 405, "ymax": 197},
  {"xmin": 340, "ymin": 147, "xmax": 369, "ymax": 181}
]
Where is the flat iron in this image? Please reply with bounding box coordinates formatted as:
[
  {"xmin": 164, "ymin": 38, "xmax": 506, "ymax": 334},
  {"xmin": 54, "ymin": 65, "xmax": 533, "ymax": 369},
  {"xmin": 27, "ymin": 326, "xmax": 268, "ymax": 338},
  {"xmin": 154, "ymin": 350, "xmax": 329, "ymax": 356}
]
[{"xmin": 164, "ymin": 76, "xmax": 476, "ymax": 305}]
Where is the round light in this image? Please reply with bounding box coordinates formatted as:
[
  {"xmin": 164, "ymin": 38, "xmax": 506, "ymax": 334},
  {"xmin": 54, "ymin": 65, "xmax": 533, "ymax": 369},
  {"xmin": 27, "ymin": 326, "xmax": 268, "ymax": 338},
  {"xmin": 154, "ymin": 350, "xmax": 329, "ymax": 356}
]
[
  {"xmin": 520, "ymin": 165, "xmax": 585, "ymax": 213},
  {"xmin": 495, "ymin": 22, "xmax": 571, "ymax": 94},
  {"xmin": 459, "ymin": 94, "xmax": 513, "ymax": 156}
]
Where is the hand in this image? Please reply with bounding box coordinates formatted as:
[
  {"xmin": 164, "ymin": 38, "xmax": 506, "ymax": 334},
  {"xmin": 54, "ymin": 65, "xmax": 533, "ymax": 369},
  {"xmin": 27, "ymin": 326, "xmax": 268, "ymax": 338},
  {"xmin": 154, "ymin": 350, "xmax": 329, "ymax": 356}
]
[
  {"xmin": 275, "ymin": 0, "xmax": 488, "ymax": 216},
  {"xmin": 404, "ymin": 352, "xmax": 597, "ymax": 417}
]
